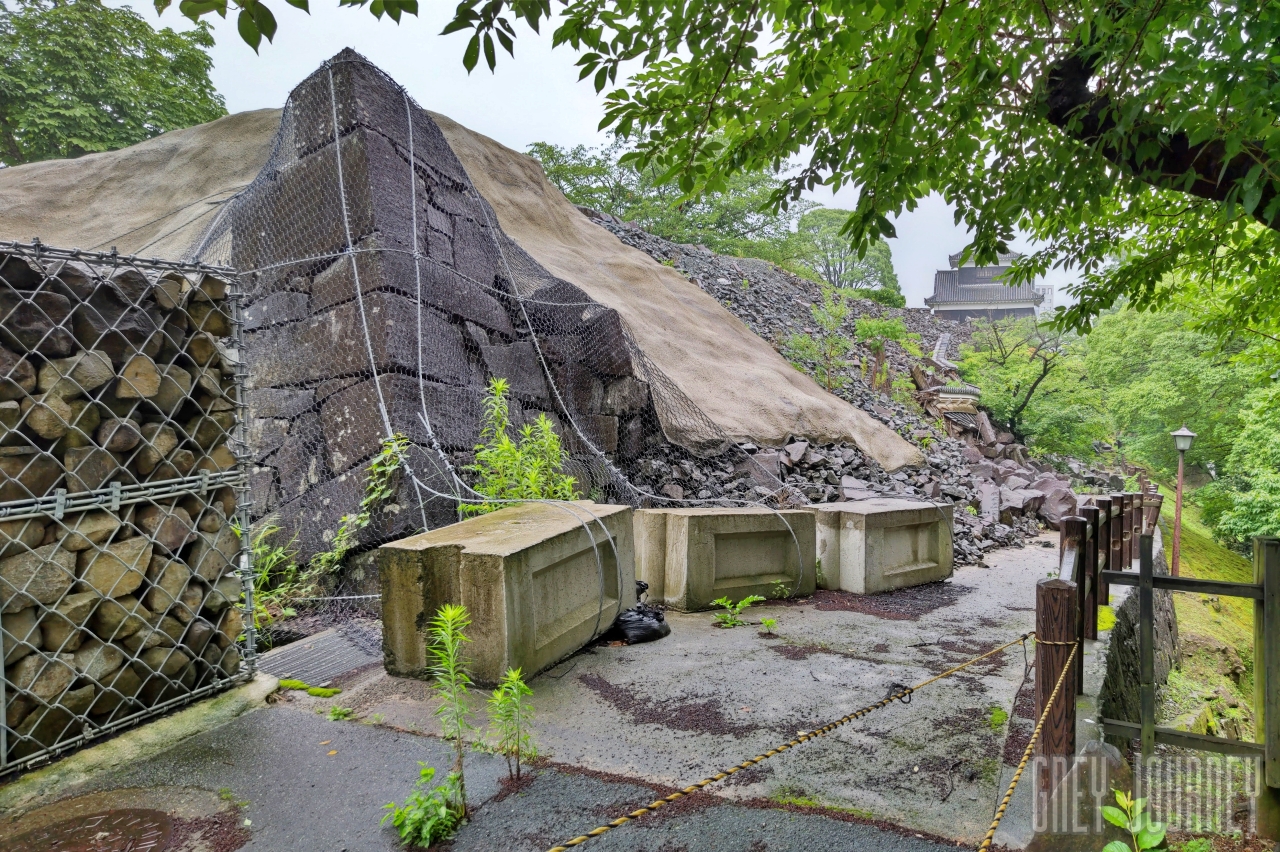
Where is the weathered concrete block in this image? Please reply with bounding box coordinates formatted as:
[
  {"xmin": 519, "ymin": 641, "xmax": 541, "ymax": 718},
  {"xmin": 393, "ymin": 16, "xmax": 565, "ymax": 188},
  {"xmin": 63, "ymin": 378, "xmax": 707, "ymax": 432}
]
[
  {"xmin": 635, "ymin": 508, "xmax": 816, "ymax": 612},
  {"xmin": 379, "ymin": 501, "xmax": 635, "ymax": 685},
  {"xmin": 807, "ymin": 499, "xmax": 954, "ymax": 595}
]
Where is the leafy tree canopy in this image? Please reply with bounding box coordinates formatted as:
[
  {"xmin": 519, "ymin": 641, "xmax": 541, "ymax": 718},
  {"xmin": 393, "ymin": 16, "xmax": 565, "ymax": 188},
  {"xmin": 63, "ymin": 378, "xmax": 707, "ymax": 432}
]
[
  {"xmin": 528, "ymin": 139, "xmax": 815, "ymax": 269},
  {"xmin": 0, "ymin": 0, "xmax": 225, "ymax": 167},
  {"xmin": 797, "ymin": 208, "xmax": 902, "ymax": 306},
  {"xmin": 176, "ymin": 0, "xmax": 1280, "ymax": 349}
]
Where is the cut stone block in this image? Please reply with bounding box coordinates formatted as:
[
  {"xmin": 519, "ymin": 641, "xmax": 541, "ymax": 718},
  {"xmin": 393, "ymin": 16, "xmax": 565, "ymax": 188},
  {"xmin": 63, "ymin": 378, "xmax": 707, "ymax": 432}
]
[
  {"xmin": 2, "ymin": 606, "xmax": 42, "ymax": 665},
  {"xmin": 634, "ymin": 508, "xmax": 816, "ymax": 612},
  {"xmin": 806, "ymin": 499, "xmax": 954, "ymax": 595},
  {"xmin": 380, "ymin": 501, "xmax": 635, "ymax": 685}
]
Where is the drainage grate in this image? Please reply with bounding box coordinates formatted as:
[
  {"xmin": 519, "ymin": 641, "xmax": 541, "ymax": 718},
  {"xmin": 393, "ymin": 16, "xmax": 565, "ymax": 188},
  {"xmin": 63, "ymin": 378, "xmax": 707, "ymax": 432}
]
[
  {"xmin": 8, "ymin": 809, "xmax": 172, "ymax": 851},
  {"xmin": 256, "ymin": 622, "xmax": 381, "ymax": 686}
]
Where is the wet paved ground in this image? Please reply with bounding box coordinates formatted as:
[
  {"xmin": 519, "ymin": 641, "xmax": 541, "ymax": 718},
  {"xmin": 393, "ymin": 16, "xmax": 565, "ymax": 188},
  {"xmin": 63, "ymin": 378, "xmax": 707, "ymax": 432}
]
[
  {"xmin": 1, "ymin": 708, "xmax": 957, "ymax": 851},
  {"xmin": 0, "ymin": 537, "xmax": 1072, "ymax": 851}
]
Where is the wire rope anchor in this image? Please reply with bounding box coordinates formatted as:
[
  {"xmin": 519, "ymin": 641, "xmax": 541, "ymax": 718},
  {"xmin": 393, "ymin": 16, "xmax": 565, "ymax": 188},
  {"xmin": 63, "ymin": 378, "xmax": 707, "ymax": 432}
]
[{"xmin": 886, "ymin": 682, "xmax": 913, "ymax": 704}]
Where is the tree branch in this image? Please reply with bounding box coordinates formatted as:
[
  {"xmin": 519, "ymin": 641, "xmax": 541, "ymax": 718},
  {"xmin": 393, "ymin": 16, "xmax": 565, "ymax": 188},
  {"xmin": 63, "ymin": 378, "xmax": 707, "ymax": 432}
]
[{"xmin": 1043, "ymin": 50, "xmax": 1279, "ymax": 228}]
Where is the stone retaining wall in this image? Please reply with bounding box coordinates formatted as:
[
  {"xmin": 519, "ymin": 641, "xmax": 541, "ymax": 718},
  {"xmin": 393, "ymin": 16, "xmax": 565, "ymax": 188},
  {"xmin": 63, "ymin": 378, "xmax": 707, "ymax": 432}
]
[{"xmin": 0, "ymin": 245, "xmax": 250, "ymax": 770}]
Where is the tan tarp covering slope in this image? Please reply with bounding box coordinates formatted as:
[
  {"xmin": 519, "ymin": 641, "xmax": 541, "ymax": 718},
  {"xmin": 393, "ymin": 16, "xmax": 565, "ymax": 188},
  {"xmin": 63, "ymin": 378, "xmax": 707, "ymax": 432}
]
[
  {"xmin": 0, "ymin": 109, "xmax": 280, "ymax": 260},
  {"xmin": 0, "ymin": 106, "xmax": 923, "ymax": 471},
  {"xmin": 431, "ymin": 113, "xmax": 922, "ymax": 470}
]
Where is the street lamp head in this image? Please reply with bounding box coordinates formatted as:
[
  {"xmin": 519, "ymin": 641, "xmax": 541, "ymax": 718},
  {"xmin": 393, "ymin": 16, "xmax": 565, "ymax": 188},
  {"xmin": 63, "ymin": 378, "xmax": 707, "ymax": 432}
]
[{"xmin": 1171, "ymin": 425, "xmax": 1196, "ymax": 453}]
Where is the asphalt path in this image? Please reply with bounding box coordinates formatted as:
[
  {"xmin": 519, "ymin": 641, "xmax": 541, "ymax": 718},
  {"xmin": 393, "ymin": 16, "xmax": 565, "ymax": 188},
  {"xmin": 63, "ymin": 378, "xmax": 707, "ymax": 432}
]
[{"xmin": 69, "ymin": 706, "xmax": 958, "ymax": 852}]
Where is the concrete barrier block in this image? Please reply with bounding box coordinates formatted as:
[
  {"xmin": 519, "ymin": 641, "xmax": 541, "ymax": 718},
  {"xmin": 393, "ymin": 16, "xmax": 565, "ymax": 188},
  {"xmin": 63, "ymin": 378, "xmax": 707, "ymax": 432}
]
[
  {"xmin": 807, "ymin": 499, "xmax": 954, "ymax": 594},
  {"xmin": 636, "ymin": 508, "xmax": 815, "ymax": 612},
  {"xmin": 378, "ymin": 501, "xmax": 634, "ymax": 685}
]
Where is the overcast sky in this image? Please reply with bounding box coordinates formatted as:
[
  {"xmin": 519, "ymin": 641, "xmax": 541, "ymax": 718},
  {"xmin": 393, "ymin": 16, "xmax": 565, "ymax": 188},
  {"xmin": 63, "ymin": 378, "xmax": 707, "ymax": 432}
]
[{"xmin": 116, "ymin": 1, "xmax": 1079, "ymax": 308}]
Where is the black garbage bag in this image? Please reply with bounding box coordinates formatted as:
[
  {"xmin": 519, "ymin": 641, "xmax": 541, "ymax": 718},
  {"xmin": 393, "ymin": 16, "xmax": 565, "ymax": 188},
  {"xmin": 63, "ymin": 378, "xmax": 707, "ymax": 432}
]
[{"xmin": 604, "ymin": 584, "xmax": 670, "ymax": 644}]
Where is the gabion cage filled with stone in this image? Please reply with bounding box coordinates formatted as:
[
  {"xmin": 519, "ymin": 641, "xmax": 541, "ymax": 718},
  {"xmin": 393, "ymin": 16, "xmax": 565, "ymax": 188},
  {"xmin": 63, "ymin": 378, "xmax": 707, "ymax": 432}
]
[{"xmin": 0, "ymin": 241, "xmax": 252, "ymax": 773}]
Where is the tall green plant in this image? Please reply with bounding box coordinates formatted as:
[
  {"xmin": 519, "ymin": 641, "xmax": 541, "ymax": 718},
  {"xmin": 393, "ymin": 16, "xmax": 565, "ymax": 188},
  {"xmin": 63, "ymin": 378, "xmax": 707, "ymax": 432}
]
[
  {"xmin": 487, "ymin": 668, "xmax": 536, "ymax": 781},
  {"xmin": 311, "ymin": 432, "xmax": 410, "ymax": 573},
  {"xmin": 464, "ymin": 378, "xmax": 579, "ymax": 515},
  {"xmin": 782, "ymin": 284, "xmax": 854, "ymax": 393},
  {"xmin": 429, "ymin": 604, "xmax": 474, "ymax": 818}
]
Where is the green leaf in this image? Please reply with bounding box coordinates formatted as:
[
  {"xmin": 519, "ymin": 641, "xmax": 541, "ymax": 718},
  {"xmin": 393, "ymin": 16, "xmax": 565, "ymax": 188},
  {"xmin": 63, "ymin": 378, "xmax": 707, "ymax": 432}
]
[
  {"xmin": 251, "ymin": 1, "xmax": 277, "ymax": 42},
  {"xmin": 236, "ymin": 7, "xmax": 261, "ymax": 51},
  {"xmin": 283, "ymin": 0, "xmax": 308, "ymax": 10},
  {"xmin": 463, "ymin": 34, "xmax": 480, "ymax": 72},
  {"xmin": 1100, "ymin": 842, "xmax": 1131, "ymax": 852},
  {"xmin": 1101, "ymin": 805, "xmax": 1129, "ymax": 829},
  {"xmin": 1136, "ymin": 823, "xmax": 1166, "ymax": 850}
]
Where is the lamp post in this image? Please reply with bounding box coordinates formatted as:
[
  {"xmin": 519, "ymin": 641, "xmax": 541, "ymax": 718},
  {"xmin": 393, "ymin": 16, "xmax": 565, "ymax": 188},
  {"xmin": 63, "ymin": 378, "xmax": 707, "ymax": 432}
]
[{"xmin": 1171, "ymin": 425, "xmax": 1196, "ymax": 576}]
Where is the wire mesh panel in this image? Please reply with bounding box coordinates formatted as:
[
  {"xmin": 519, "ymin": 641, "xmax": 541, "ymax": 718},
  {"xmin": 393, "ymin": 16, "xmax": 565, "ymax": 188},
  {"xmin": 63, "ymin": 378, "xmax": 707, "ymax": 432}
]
[
  {"xmin": 0, "ymin": 241, "xmax": 252, "ymax": 774},
  {"xmin": 191, "ymin": 49, "xmax": 787, "ymax": 569}
]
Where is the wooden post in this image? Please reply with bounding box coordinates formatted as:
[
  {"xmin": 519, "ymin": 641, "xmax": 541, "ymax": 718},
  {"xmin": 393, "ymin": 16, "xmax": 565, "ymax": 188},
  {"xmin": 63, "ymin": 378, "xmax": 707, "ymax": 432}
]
[
  {"xmin": 1139, "ymin": 533, "xmax": 1156, "ymax": 758},
  {"xmin": 1096, "ymin": 497, "xmax": 1113, "ymax": 608},
  {"xmin": 1082, "ymin": 504, "xmax": 1100, "ymax": 641},
  {"xmin": 1036, "ymin": 577, "xmax": 1079, "ymax": 798},
  {"xmin": 1063, "ymin": 516, "xmax": 1087, "ymax": 695},
  {"xmin": 1256, "ymin": 537, "xmax": 1280, "ymax": 788}
]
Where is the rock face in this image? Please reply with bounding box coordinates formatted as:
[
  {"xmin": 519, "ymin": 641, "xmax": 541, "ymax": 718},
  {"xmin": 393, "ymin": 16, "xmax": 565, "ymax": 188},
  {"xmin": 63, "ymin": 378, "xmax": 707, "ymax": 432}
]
[
  {"xmin": 218, "ymin": 51, "xmax": 669, "ymax": 562},
  {"xmin": 0, "ymin": 247, "xmax": 247, "ymax": 766}
]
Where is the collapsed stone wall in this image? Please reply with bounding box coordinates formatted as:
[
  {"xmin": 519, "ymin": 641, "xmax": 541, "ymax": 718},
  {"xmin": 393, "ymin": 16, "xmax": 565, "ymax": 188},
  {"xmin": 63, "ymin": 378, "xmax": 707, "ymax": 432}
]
[
  {"xmin": 206, "ymin": 51, "xmax": 740, "ymax": 563},
  {"xmin": 0, "ymin": 246, "xmax": 248, "ymax": 768}
]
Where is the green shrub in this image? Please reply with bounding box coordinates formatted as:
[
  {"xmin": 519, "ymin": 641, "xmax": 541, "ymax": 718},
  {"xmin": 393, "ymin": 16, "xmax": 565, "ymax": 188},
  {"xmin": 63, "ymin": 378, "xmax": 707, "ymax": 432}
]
[
  {"xmin": 382, "ymin": 763, "xmax": 463, "ymax": 847},
  {"xmin": 463, "ymin": 378, "xmax": 579, "ymax": 515}
]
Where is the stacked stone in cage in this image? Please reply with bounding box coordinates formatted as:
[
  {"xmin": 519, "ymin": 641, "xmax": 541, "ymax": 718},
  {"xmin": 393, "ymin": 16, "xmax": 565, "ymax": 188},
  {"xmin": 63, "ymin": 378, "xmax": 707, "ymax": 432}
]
[{"xmin": 0, "ymin": 247, "xmax": 248, "ymax": 768}]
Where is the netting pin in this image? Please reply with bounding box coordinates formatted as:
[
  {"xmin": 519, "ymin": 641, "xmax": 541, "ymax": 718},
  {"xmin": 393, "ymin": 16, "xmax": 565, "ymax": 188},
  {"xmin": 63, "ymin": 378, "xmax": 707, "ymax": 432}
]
[{"xmin": 53, "ymin": 488, "xmax": 67, "ymax": 521}]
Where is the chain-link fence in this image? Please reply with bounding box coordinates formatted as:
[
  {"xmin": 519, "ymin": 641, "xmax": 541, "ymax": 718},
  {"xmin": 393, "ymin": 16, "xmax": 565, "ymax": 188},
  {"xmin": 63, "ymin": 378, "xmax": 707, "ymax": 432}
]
[{"xmin": 0, "ymin": 241, "xmax": 252, "ymax": 775}]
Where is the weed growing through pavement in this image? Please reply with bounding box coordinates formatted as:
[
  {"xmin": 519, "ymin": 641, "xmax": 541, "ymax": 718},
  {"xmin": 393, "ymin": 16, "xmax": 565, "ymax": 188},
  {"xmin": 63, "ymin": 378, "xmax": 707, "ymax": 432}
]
[
  {"xmin": 770, "ymin": 579, "xmax": 790, "ymax": 599},
  {"xmin": 759, "ymin": 617, "xmax": 778, "ymax": 636},
  {"xmin": 488, "ymin": 667, "xmax": 536, "ymax": 781},
  {"xmin": 382, "ymin": 763, "xmax": 463, "ymax": 847},
  {"xmin": 430, "ymin": 604, "xmax": 474, "ymax": 817},
  {"xmin": 712, "ymin": 595, "xmax": 765, "ymax": 628},
  {"xmin": 326, "ymin": 705, "xmax": 355, "ymax": 721}
]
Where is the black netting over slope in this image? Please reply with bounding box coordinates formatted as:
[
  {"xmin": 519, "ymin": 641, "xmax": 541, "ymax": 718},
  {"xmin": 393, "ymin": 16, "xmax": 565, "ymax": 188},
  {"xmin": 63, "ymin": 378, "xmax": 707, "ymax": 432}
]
[{"xmin": 190, "ymin": 50, "xmax": 786, "ymax": 565}]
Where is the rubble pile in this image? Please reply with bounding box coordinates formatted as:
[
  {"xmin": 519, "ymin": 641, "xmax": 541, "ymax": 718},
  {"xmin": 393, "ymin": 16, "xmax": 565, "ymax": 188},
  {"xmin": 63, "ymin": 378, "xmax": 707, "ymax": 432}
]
[{"xmin": 582, "ymin": 212, "xmax": 1128, "ymax": 563}]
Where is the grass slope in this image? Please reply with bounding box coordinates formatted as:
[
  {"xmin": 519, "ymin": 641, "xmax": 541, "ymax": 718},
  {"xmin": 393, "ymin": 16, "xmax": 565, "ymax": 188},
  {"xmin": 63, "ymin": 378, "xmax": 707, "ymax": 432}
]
[{"xmin": 1156, "ymin": 490, "xmax": 1255, "ymax": 739}]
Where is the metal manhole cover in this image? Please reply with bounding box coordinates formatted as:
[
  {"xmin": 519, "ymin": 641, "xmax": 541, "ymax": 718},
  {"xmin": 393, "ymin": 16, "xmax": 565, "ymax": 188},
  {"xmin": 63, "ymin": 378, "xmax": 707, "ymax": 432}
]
[{"xmin": 7, "ymin": 808, "xmax": 172, "ymax": 851}]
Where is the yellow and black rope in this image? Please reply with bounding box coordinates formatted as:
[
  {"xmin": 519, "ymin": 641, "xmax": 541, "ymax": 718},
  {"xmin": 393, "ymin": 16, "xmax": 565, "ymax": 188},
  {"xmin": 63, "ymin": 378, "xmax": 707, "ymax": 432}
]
[
  {"xmin": 976, "ymin": 640, "xmax": 1079, "ymax": 852},
  {"xmin": 545, "ymin": 632, "xmax": 1033, "ymax": 852}
]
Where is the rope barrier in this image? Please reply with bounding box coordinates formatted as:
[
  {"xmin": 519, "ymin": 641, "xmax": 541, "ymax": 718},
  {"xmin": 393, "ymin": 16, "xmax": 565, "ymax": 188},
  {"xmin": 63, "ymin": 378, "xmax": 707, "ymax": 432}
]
[
  {"xmin": 976, "ymin": 640, "xmax": 1080, "ymax": 852},
  {"xmin": 545, "ymin": 632, "xmax": 1034, "ymax": 852}
]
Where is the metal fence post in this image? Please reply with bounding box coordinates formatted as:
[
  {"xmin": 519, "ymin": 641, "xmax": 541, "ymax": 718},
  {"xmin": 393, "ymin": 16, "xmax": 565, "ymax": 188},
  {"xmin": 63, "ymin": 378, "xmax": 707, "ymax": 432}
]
[
  {"xmin": 1139, "ymin": 533, "xmax": 1156, "ymax": 758},
  {"xmin": 1082, "ymin": 505, "xmax": 1100, "ymax": 641},
  {"xmin": 1256, "ymin": 537, "xmax": 1280, "ymax": 787},
  {"xmin": 1096, "ymin": 497, "xmax": 1113, "ymax": 609},
  {"xmin": 1130, "ymin": 493, "xmax": 1143, "ymax": 569}
]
